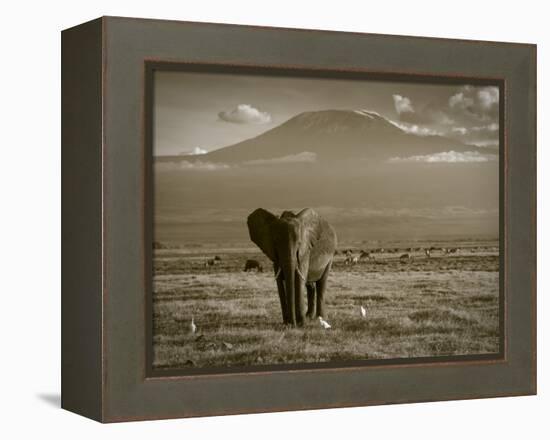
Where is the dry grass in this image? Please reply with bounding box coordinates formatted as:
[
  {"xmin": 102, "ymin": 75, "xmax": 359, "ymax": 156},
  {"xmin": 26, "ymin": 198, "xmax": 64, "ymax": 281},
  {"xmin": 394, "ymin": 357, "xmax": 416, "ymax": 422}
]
[{"xmin": 152, "ymin": 243, "xmax": 500, "ymax": 370}]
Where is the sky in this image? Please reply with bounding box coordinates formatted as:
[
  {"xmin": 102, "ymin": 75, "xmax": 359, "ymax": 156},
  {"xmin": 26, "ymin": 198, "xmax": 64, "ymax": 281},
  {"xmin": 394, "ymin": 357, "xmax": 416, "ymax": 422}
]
[
  {"xmin": 153, "ymin": 70, "xmax": 500, "ymax": 243},
  {"xmin": 153, "ymin": 70, "xmax": 500, "ymax": 157}
]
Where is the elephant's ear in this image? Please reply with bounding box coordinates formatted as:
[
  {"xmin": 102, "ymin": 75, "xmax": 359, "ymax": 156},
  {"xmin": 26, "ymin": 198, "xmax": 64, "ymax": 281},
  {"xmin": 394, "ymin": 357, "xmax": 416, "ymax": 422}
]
[{"xmin": 247, "ymin": 208, "xmax": 278, "ymax": 262}]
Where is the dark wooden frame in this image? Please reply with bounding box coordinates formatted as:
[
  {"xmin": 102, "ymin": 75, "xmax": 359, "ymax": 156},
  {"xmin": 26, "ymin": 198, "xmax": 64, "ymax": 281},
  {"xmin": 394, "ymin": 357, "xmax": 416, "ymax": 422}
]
[{"xmin": 62, "ymin": 16, "xmax": 536, "ymax": 423}]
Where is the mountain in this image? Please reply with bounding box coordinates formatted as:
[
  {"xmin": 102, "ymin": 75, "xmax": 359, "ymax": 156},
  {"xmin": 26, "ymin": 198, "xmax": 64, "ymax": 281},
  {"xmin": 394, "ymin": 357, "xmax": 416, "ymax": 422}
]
[
  {"xmin": 153, "ymin": 110, "xmax": 499, "ymax": 244},
  {"xmin": 159, "ymin": 109, "xmax": 484, "ymax": 164}
]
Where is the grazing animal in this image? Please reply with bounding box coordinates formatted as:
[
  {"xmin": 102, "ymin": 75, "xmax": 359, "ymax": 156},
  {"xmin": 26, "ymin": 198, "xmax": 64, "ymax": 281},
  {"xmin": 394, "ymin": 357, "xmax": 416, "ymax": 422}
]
[
  {"xmin": 319, "ymin": 317, "xmax": 332, "ymax": 329},
  {"xmin": 189, "ymin": 316, "xmax": 197, "ymax": 334},
  {"xmin": 345, "ymin": 255, "xmax": 359, "ymax": 265},
  {"xmin": 359, "ymin": 250, "xmax": 375, "ymax": 262},
  {"xmin": 247, "ymin": 208, "xmax": 337, "ymax": 327},
  {"xmin": 205, "ymin": 259, "xmax": 216, "ymax": 267},
  {"xmin": 359, "ymin": 250, "xmax": 370, "ymax": 260},
  {"xmin": 214, "ymin": 255, "xmax": 222, "ymax": 261},
  {"xmin": 360, "ymin": 306, "xmax": 367, "ymax": 318},
  {"xmin": 424, "ymin": 248, "xmax": 431, "ymax": 258},
  {"xmin": 399, "ymin": 253, "xmax": 412, "ymax": 261},
  {"xmin": 243, "ymin": 259, "xmax": 263, "ymax": 272},
  {"xmin": 446, "ymin": 247, "xmax": 458, "ymax": 254}
]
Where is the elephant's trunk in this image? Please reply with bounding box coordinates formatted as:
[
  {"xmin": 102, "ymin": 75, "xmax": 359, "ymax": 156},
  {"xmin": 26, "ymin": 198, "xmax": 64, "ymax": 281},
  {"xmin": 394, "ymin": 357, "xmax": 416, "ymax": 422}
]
[{"xmin": 283, "ymin": 253, "xmax": 296, "ymax": 326}]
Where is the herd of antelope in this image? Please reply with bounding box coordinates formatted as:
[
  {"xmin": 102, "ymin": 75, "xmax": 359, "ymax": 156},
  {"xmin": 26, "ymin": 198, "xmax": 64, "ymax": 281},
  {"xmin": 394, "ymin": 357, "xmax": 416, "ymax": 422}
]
[
  {"xmin": 201, "ymin": 247, "xmax": 463, "ymax": 268},
  {"xmin": 339, "ymin": 246, "xmax": 461, "ymax": 265}
]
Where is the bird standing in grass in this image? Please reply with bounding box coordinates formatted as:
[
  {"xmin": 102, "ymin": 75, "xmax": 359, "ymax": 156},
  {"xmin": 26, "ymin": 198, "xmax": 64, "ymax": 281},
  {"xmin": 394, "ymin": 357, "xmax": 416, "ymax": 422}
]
[
  {"xmin": 319, "ymin": 317, "xmax": 331, "ymax": 329},
  {"xmin": 189, "ymin": 316, "xmax": 197, "ymax": 334},
  {"xmin": 360, "ymin": 305, "xmax": 367, "ymax": 318}
]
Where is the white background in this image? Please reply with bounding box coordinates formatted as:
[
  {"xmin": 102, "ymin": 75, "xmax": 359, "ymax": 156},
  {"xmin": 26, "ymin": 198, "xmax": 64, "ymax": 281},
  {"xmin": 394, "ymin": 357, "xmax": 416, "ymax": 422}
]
[{"xmin": 0, "ymin": 0, "xmax": 546, "ymax": 437}]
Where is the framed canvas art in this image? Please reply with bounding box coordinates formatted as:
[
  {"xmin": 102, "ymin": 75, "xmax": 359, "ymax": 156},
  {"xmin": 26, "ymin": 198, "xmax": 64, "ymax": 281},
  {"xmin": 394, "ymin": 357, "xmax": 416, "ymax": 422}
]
[{"xmin": 62, "ymin": 16, "xmax": 536, "ymax": 422}]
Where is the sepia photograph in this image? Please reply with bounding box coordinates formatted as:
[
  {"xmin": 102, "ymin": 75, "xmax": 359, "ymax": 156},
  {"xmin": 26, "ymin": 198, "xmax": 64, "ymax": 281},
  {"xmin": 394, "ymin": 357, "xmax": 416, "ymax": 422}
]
[{"xmin": 150, "ymin": 68, "xmax": 502, "ymax": 372}]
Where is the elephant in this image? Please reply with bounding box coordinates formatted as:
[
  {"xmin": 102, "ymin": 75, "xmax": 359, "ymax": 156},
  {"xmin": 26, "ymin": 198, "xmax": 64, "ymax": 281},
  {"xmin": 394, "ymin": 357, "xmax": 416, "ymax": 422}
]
[
  {"xmin": 247, "ymin": 208, "xmax": 337, "ymax": 327},
  {"xmin": 243, "ymin": 259, "xmax": 263, "ymax": 272}
]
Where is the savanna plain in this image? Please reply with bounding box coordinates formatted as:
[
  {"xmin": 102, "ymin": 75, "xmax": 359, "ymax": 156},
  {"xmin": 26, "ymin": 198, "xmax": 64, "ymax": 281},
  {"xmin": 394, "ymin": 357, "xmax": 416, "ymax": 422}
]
[{"xmin": 152, "ymin": 240, "xmax": 500, "ymax": 370}]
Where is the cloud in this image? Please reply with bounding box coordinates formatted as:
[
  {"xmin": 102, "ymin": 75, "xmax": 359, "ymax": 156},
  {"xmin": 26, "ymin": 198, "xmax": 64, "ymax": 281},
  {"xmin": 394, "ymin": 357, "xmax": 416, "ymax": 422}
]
[
  {"xmin": 179, "ymin": 161, "xmax": 230, "ymax": 170},
  {"xmin": 389, "ymin": 120, "xmax": 442, "ymax": 136},
  {"xmin": 218, "ymin": 104, "xmax": 272, "ymax": 124},
  {"xmin": 390, "ymin": 86, "xmax": 499, "ymax": 140},
  {"xmin": 469, "ymin": 140, "xmax": 499, "ymax": 148},
  {"xmin": 449, "ymin": 90, "xmax": 475, "ymax": 110},
  {"xmin": 243, "ymin": 152, "xmax": 317, "ymax": 166},
  {"xmin": 451, "ymin": 127, "xmax": 468, "ymax": 135},
  {"xmin": 392, "ymin": 94, "xmax": 437, "ymax": 125},
  {"xmin": 478, "ymin": 87, "xmax": 499, "ymax": 110},
  {"xmin": 451, "ymin": 123, "xmax": 497, "ymax": 135},
  {"xmin": 447, "ymin": 122, "xmax": 499, "ymax": 147},
  {"xmin": 472, "ymin": 123, "xmax": 499, "ymax": 132},
  {"xmin": 389, "ymin": 150, "xmax": 498, "ymax": 163},
  {"xmin": 155, "ymin": 160, "xmax": 230, "ymax": 171},
  {"xmin": 179, "ymin": 147, "xmax": 208, "ymax": 156},
  {"xmin": 155, "ymin": 152, "xmax": 317, "ymax": 170},
  {"xmin": 393, "ymin": 95, "xmax": 415, "ymax": 114},
  {"xmin": 448, "ymin": 86, "xmax": 499, "ymax": 121},
  {"xmin": 387, "ymin": 86, "xmax": 499, "ymax": 149}
]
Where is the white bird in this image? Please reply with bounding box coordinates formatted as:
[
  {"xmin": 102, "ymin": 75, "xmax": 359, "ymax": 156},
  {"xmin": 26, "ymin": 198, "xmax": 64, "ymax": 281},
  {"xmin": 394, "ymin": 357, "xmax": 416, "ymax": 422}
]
[
  {"xmin": 360, "ymin": 306, "xmax": 367, "ymax": 318},
  {"xmin": 189, "ymin": 316, "xmax": 197, "ymax": 334},
  {"xmin": 318, "ymin": 317, "xmax": 331, "ymax": 329}
]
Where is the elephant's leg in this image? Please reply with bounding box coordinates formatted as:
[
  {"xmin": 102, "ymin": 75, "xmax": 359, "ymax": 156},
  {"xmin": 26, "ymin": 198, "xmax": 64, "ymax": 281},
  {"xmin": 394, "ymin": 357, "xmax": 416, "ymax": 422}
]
[
  {"xmin": 275, "ymin": 274, "xmax": 288, "ymax": 324},
  {"xmin": 315, "ymin": 262, "xmax": 331, "ymax": 318},
  {"xmin": 284, "ymin": 271, "xmax": 296, "ymax": 327},
  {"xmin": 294, "ymin": 275, "xmax": 305, "ymax": 327},
  {"xmin": 306, "ymin": 283, "xmax": 316, "ymax": 319}
]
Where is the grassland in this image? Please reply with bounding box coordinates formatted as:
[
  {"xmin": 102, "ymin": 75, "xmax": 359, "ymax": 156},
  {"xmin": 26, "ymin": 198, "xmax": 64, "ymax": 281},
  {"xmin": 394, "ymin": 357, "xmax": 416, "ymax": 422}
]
[{"xmin": 152, "ymin": 241, "xmax": 499, "ymax": 371}]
